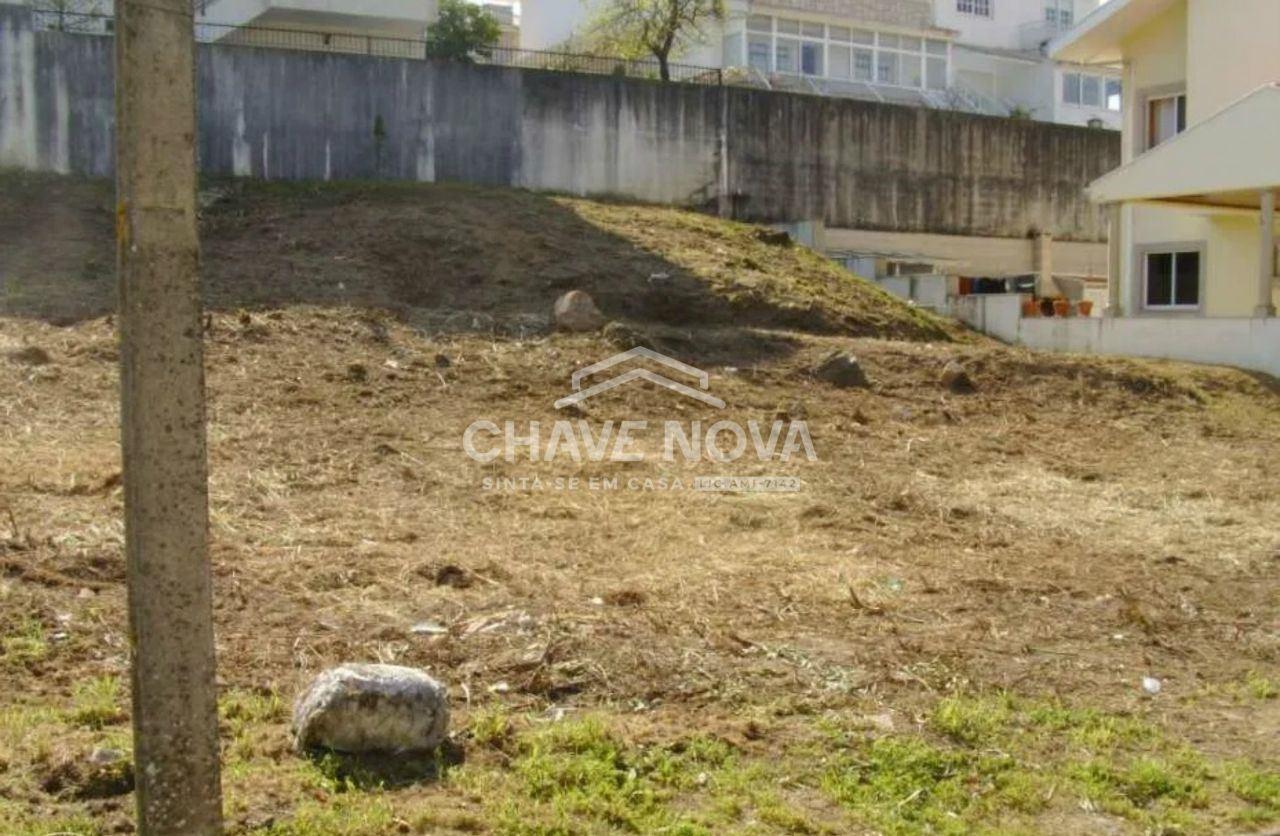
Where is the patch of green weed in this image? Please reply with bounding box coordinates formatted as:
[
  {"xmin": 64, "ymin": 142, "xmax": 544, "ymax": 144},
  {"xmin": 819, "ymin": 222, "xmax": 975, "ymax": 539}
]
[
  {"xmin": 1244, "ymin": 671, "xmax": 1279, "ymax": 701},
  {"xmin": 1, "ymin": 619, "xmax": 47, "ymax": 668},
  {"xmin": 821, "ymin": 735, "xmax": 1016, "ymax": 834},
  {"xmin": 68, "ymin": 676, "xmax": 125, "ymax": 730}
]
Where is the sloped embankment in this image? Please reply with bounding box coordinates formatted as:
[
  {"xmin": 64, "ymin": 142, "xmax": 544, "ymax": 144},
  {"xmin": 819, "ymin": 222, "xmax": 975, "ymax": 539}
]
[{"xmin": 1, "ymin": 172, "xmax": 955, "ymax": 342}]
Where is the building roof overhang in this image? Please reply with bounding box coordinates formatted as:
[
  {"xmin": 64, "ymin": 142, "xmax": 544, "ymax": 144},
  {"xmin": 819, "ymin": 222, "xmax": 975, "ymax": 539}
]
[
  {"xmin": 1088, "ymin": 83, "xmax": 1280, "ymax": 208},
  {"xmin": 1049, "ymin": 0, "xmax": 1178, "ymax": 65}
]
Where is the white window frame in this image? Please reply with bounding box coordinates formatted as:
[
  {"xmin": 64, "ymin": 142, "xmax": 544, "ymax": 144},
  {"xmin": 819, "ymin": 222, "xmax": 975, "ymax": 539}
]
[
  {"xmin": 1146, "ymin": 92, "xmax": 1187, "ymax": 150},
  {"xmin": 736, "ymin": 16, "xmax": 949, "ymax": 91},
  {"xmin": 1137, "ymin": 244, "xmax": 1205, "ymax": 314},
  {"xmin": 1044, "ymin": 0, "xmax": 1073, "ymax": 28},
  {"xmin": 746, "ymin": 34, "xmax": 771, "ymax": 73},
  {"xmin": 1063, "ymin": 70, "xmax": 1122, "ymax": 112},
  {"xmin": 1105, "ymin": 78, "xmax": 1122, "ymax": 112},
  {"xmin": 1063, "ymin": 72, "xmax": 1082, "ymax": 105},
  {"xmin": 957, "ymin": 0, "xmax": 992, "ymax": 17}
]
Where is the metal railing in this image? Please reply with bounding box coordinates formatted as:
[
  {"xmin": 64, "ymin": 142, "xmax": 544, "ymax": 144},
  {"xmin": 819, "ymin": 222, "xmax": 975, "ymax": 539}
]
[
  {"xmin": 479, "ymin": 46, "xmax": 722, "ymax": 85},
  {"xmin": 722, "ymin": 65, "xmax": 1031, "ymax": 119},
  {"xmin": 31, "ymin": 11, "xmax": 723, "ymax": 85},
  {"xmin": 195, "ymin": 20, "xmax": 431, "ymax": 60}
]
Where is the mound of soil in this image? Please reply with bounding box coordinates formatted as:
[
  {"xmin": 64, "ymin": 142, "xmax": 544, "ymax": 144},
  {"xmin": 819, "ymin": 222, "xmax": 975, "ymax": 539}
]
[{"xmin": 0, "ymin": 172, "xmax": 955, "ymax": 343}]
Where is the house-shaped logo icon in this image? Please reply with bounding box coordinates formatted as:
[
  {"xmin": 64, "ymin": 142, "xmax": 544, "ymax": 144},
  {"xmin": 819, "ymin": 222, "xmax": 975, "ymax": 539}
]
[{"xmin": 554, "ymin": 347, "xmax": 726, "ymax": 410}]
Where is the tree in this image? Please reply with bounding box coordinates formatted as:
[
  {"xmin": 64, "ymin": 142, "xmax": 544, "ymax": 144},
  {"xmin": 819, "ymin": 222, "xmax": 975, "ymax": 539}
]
[
  {"xmin": 585, "ymin": 0, "xmax": 724, "ymax": 82},
  {"xmin": 425, "ymin": 0, "xmax": 502, "ymax": 62}
]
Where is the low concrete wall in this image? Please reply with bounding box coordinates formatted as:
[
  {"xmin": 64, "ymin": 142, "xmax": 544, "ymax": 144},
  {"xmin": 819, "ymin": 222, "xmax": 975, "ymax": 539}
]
[
  {"xmin": 957, "ymin": 294, "xmax": 1280, "ymax": 378},
  {"xmin": 877, "ymin": 275, "xmax": 949, "ymax": 312},
  {"xmin": 825, "ymin": 227, "xmax": 1110, "ymax": 278},
  {"xmin": 952, "ymin": 293, "xmax": 1023, "ymax": 343},
  {"xmin": 1019, "ymin": 317, "xmax": 1280, "ymax": 378},
  {"xmin": 0, "ymin": 3, "xmax": 1120, "ymax": 241}
]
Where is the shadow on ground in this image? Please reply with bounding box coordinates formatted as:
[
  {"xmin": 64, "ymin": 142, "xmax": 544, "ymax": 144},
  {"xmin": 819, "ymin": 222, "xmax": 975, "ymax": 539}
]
[
  {"xmin": 305, "ymin": 740, "xmax": 465, "ymax": 791},
  {"xmin": 0, "ymin": 171, "xmax": 953, "ymax": 367}
]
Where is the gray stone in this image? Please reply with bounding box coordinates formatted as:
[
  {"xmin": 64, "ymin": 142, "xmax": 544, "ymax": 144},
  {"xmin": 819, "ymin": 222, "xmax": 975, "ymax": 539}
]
[
  {"xmin": 813, "ymin": 352, "xmax": 870, "ymax": 388},
  {"xmin": 553, "ymin": 290, "xmax": 606, "ymax": 332},
  {"xmin": 498, "ymin": 312, "xmax": 553, "ymax": 338},
  {"xmin": 940, "ymin": 361, "xmax": 978, "ymax": 394},
  {"xmin": 88, "ymin": 747, "xmax": 126, "ymax": 766},
  {"xmin": 292, "ymin": 663, "xmax": 449, "ymax": 753},
  {"xmin": 602, "ymin": 320, "xmax": 650, "ymax": 350}
]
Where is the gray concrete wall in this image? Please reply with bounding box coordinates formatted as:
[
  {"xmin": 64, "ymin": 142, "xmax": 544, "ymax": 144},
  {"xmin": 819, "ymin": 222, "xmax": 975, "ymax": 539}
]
[
  {"xmin": 0, "ymin": 3, "xmax": 1119, "ymax": 241},
  {"xmin": 725, "ymin": 90, "xmax": 1119, "ymax": 241}
]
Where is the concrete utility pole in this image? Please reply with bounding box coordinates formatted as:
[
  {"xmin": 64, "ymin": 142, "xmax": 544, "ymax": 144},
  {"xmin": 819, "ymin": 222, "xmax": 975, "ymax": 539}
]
[{"xmin": 115, "ymin": 0, "xmax": 224, "ymax": 832}]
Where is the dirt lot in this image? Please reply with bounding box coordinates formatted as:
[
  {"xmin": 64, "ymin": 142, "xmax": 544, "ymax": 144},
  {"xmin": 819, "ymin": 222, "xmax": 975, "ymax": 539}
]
[{"xmin": 1, "ymin": 174, "xmax": 1278, "ymax": 835}]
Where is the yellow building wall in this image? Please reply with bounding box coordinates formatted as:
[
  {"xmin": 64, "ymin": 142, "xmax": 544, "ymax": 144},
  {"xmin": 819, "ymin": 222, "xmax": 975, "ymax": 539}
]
[
  {"xmin": 1123, "ymin": 207, "xmax": 1267, "ymax": 319},
  {"xmin": 1186, "ymin": 0, "xmax": 1280, "ymax": 124},
  {"xmin": 1111, "ymin": 0, "xmax": 1278, "ymax": 319},
  {"xmin": 1204, "ymin": 216, "xmax": 1268, "ymax": 318},
  {"xmin": 1120, "ymin": 0, "xmax": 1186, "ymax": 162},
  {"xmin": 1117, "ymin": 4, "xmax": 1183, "ymax": 311}
]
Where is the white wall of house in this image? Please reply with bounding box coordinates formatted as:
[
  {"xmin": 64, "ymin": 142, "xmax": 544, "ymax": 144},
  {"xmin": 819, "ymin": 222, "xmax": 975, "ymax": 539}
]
[
  {"xmin": 520, "ymin": 0, "xmax": 585, "ymax": 50},
  {"xmin": 726, "ymin": 7, "xmax": 950, "ymax": 87},
  {"xmin": 195, "ymin": 0, "xmax": 436, "ymax": 37},
  {"xmin": 936, "ymin": 0, "xmax": 1098, "ymax": 51},
  {"xmin": 939, "ymin": 0, "xmax": 1120, "ymax": 127},
  {"xmin": 521, "ymin": 0, "xmax": 1118, "ymax": 127},
  {"xmin": 522, "ymin": 0, "xmax": 945, "ymax": 79},
  {"xmin": 1051, "ymin": 63, "xmax": 1121, "ymax": 127},
  {"xmin": 951, "ymin": 47, "xmax": 1041, "ymax": 100}
]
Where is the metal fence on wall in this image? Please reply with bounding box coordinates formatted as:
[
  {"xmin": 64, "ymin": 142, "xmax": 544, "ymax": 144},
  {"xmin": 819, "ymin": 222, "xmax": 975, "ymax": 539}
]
[{"xmin": 32, "ymin": 12, "xmax": 724, "ymax": 85}]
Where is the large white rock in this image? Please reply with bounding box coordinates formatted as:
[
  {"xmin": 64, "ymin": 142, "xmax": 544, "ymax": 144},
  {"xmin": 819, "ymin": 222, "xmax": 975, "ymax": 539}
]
[
  {"xmin": 553, "ymin": 290, "xmax": 606, "ymax": 332},
  {"xmin": 292, "ymin": 664, "xmax": 449, "ymax": 753}
]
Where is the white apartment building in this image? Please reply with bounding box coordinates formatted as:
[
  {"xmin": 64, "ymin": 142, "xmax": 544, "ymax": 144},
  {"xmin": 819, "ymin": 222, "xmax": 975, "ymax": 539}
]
[
  {"xmin": 521, "ymin": 0, "xmax": 1122, "ymax": 126},
  {"xmin": 942, "ymin": 0, "xmax": 1122, "ymax": 127},
  {"xmin": 29, "ymin": 0, "xmax": 440, "ymax": 52}
]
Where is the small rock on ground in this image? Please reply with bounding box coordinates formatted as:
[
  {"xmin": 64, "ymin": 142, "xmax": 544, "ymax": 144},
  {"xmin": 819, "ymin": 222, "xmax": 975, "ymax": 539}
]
[
  {"xmin": 813, "ymin": 352, "xmax": 870, "ymax": 388},
  {"xmin": 753, "ymin": 228, "xmax": 793, "ymax": 247},
  {"xmin": 940, "ymin": 360, "xmax": 978, "ymax": 394},
  {"xmin": 602, "ymin": 320, "xmax": 650, "ymax": 350},
  {"xmin": 553, "ymin": 290, "xmax": 606, "ymax": 332},
  {"xmin": 293, "ymin": 663, "xmax": 449, "ymax": 754}
]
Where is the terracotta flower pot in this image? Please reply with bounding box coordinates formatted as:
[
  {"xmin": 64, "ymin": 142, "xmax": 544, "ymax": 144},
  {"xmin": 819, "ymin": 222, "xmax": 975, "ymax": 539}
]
[
  {"xmin": 1078, "ymin": 300, "xmax": 1094, "ymax": 317},
  {"xmin": 1022, "ymin": 299, "xmax": 1039, "ymax": 317},
  {"xmin": 1053, "ymin": 299, "xmax": 1070, "ymax": 318}
]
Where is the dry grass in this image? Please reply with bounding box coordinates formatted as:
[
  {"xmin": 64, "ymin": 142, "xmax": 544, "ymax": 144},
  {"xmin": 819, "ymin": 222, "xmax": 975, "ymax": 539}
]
[{"xmin": 1, "ymin": 175, "xmax": 1278, "ymax": 833}]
